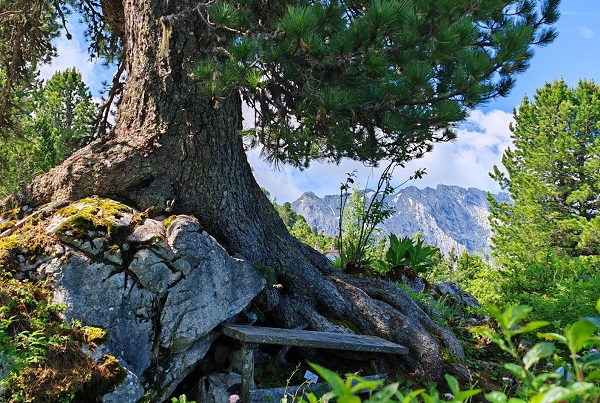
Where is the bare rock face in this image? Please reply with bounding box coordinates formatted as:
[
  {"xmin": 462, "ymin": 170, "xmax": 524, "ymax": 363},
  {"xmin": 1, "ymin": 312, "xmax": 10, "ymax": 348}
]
[
  {"xmin": 291, "ymin": 185, "xmax": 512, "ymax": 255},
  {"xmin": 10, "ymin": 199, "xmax": 266, "ymax": 401}
]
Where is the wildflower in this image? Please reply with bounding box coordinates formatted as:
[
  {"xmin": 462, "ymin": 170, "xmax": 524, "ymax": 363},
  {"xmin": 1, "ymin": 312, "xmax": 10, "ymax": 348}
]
[
  {"xmin": 546, "ymin": 362, "xmax": 554, "ymax": 367},
  {"xmin": 230, "ymin": 395, "xmax": 240, "ymax": 403},
  {"xmin": 443, "ymin": 392, "xmax": 454, "ymax": 400},
  {"xmin": 590, "ymin": 348, "xmax": 598, "ymax": 353},
  {"xmin": 570, "ymin": 354, "xmax": 581, "ymax": 359},
  {"xmin": 501, "ymin": 377, "xmax": 513, "ymax": 383}
]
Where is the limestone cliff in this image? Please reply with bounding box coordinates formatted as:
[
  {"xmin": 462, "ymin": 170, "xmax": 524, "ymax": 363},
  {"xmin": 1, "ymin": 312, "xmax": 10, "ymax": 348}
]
[{"xmin": 291, "ymin": 185, "xmax": 511, "ymax": 255}]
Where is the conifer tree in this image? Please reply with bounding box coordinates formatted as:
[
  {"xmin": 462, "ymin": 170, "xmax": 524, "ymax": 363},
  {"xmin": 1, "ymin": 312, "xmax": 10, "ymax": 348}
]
[
  {"xmin": 490, "ymin": 79, "xmax": 600, "ymax": 264},
  {"xmin": 0, "ymin": 69, "xmax": 96, "ymax": 196},
  {"xmin": 1, "ymin": 0, "xmax": 560, "ymax": 390},
  {"xmin": 489, "ymin": 79, "xmax": 600, "ymax": 322}
]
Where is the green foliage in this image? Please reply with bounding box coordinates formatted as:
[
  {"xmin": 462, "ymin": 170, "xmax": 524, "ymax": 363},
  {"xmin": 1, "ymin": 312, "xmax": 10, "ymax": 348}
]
[
  {"xmin": 0, "ymin": 273, "xmax": 125, "ymax": 402},
  {"xmin": 192, "ymin": 0, "xmax": 559, "ymax": 168},
  {"xmin": 271, "ymin": 198, "xmax": 336, "ymax": 252},
  {"xmin": 337, "ymin": 164, "xmax": 423, "ymax": 270},
  {"xmin": 472, "ymin": 303, "xmax": 600, "ymax": 402},
  {"xmin": 427, "ymin": 250, "xmax": 503, "ymax": 306},
  {"xmin": 0, "ymin": 0, "xmax": 59, "ymax": 138},
  {"xmin": 375, "ymin": 234, "xmax": 438, "ymax": 275},
  {"xmin": 282, "ymin": 303, "xmax": 600, "ymax": 403},
  {"xmin": 171, "ymin": 395, "xmax": 197, "ymax": 403},
  {"xmin": 0, "ymin": 68, "xmax": 97, "ymax": 197},
  {"xmin": 490, "ymin": 79, "xmax": 600, "ymax": 262},
  {"xmin": 488, "ymin": 79, "xmax": 600, "ymax": 324},
  {"xmin": 289, "ymin": 362, "xmax": 479, "ymax": 403},
  {"xmin": 338, "ymin": 183, "xmax": 392, "ymax": 269}
]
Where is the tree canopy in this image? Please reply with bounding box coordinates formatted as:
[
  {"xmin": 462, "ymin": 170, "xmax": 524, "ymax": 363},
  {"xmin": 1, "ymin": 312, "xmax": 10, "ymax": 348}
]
[
  {"xmin": 1, "ymin": 0, "xmax": 559, "ymax": 169},
  {"xmin": 490, "ymin": 79, "xmax": 600, "ymax": 264},
  {"xmin": 0, "ymin": 68, "xmax": 96, "ymax": 196}
]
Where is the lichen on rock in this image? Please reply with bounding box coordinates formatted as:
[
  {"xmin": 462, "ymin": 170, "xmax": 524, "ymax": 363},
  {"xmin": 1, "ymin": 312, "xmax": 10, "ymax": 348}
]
[{"xmin": 1, "ymin": 197, "xmax": 266, "ymax": 401}]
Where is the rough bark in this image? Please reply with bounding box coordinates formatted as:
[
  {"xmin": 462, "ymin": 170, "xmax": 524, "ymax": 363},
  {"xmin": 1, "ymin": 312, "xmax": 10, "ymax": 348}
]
[{"xmin": 8, "ymin": 0, "xmax": 463, "ymax": 382}]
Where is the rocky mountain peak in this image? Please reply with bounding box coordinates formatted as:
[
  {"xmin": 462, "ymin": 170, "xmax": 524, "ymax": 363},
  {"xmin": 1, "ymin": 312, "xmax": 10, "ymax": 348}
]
[{"xmin": 290, "ymin": 185, "xmax": 510, "ymax": 255}]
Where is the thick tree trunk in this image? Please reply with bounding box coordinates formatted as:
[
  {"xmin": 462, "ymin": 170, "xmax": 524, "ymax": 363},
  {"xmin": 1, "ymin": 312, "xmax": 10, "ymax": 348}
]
[{"xmin": 10, "ymin": 0, "xmax": 463, "ymax": 381}]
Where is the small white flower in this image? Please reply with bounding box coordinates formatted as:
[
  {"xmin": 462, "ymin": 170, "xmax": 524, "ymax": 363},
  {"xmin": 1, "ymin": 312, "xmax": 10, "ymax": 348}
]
[
  {"xmin": 443, "ymin": 392, "xmax": 454, "ymax": 400},
  {"xmin": 546, "ymin": 362, "xmax": 554, "ymax": 367},
  {"xmin": 230, "ymin": 395, "xmax": 240, "ymax": 403},
  {"xmin": 501, "ymin": 377, "xmax": 513, "ymax": 383},
  {"xmin": 570, "ymin": 354, "xmax": 581, "ymax": 359},
  {"xmin": 590, "ymin": 348, "xmax": 598, "ymax": 353}
]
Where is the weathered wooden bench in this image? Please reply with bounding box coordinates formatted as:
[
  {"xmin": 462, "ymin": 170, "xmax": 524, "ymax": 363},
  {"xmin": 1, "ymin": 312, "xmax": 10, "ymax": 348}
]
[{"xmin": 220, "ymin": 324, "xmax": 409, "ymax": 403}]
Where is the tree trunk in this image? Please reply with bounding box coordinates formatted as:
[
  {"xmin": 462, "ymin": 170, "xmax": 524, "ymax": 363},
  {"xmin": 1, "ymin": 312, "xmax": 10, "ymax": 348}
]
[{"xmin": 11, "ymin": 0, "xmax": 463, "ymax": 382}]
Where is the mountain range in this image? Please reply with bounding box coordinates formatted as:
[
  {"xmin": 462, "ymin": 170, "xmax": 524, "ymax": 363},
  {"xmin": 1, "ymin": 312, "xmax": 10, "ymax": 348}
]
[{"xmin": 290, "ymin": 184, "xmax": 511, "ymax": 255}]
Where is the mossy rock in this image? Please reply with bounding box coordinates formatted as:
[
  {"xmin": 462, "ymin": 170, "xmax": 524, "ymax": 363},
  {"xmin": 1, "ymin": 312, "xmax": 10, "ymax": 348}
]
[
  {"xmin": 85, "ymin": 326, "xmax": 109, "ymax": 346},
  {"xmin": 1, "ymin": 275, "xmax": 125, "ymax": 402},
  {"xmin": 54, "ymin": 197, "xmax": 133, "ymax": 241}
]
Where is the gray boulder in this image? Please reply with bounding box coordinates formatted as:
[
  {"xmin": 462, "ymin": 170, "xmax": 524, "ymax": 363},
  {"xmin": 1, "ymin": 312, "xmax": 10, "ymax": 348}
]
[{"xmin": 14, "ymin": 199, "xmax": 265, "ymax": 401}]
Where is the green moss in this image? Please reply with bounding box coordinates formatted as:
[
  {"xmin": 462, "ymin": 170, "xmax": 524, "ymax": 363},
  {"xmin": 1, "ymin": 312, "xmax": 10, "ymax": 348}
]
[
  {"xmin": 0, "ymin": 196, "xmax": 22, "ymax": 220},
  {"xmin": 85, "ymin": 326, "xmax": 108, "ymax": 345},
  {"xmin": 0, "ymin": 219, "xmax": 54, "ymax": 268},
  {"xmin": 85, "ymin": 354, "xmax": 126, "ymax": 392},
  {"xmin": 0, "ymin": 198, "xmax": 134, "ymax": 400},
  {"xmin": 0, "ymin": 219, "xmax": 16, "ymax": 233},
  {"xmin": 131, "ymin": 212, "xmax": 145, "ymax": 228},
  {"xmin": 1, "ymin": 275, "xmax": 125, "ymax": 402},
  {"xmin": 331, "ymin": 319, "xmax": 361, "ymax": 334},
  {"xmin": 55, "ymin": 198, "xmax": 133, "ymax": 241},
  {"xmin": 162, "ymin": 215, "xmax": 177, "ymax": 228}
]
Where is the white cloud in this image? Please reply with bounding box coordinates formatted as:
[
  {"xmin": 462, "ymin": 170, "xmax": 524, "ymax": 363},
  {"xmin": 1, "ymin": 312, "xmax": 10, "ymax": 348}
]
[
  {"xmin": 248, "ymin": 109, "xmax": 515, "ymax": 202},
  {"xmin": 38, "ymin": 34, "xmax": 95, "ymax": 83},
  {"xmin": 38, "ymin": 26, "xmax": 115, "ymax": 97}
]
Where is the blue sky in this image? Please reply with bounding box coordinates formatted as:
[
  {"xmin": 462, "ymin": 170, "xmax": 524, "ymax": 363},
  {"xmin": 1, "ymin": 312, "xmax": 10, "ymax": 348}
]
[{"xmin": 40, "ymin": 0, "xmax": 600, "ymax": 202}]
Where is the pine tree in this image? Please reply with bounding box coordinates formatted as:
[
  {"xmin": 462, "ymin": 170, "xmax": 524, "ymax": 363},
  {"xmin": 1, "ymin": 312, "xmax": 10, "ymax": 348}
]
[
  {"xmin": 0, "ymin": 69, "xmax": 96, "ymax": 196},
  {"xmin": 490, "ymin": 79, "xmax": 600, "ymax": 263},
  {"xmin": 489, "ymin": 79, "xmax": 600, "ymax": 321},
  {"xmin": 1, "ymin": 0, "xmax": 560, "ymax": 390}
]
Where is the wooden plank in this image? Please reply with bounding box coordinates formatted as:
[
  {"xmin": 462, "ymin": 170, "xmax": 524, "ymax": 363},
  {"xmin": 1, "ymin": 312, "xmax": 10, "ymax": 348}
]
[
  {"xmin": 249, "ymin": 374, "xmax": 387, "ymax": 403},
  {"xmin": 221, "ymin": 324, "xmax": 408, "ymax": 355},
  {"xmin": 240, "ymin": 343, "xmax": 256, "ymax": 403}
]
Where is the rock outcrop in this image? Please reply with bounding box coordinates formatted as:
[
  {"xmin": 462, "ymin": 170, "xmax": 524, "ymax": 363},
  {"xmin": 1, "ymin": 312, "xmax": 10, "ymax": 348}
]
[
  {"xmin": 2, "ymin": 198, "xmax": 265, "ymax": 401},
  {"xmin": 291, "ymin": 185, "xmax": 511, "ymax": 255}
]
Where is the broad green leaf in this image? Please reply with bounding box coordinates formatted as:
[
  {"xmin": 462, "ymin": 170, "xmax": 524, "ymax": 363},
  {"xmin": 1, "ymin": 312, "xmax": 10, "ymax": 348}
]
[
  {"xmin": 400, "ymin": 389, "xmax": 425, "ymax": 403},
  {"xmin": 308, "ymin": 362, "xmax": 345, "ymax": 395},
  {"xmin": 364, "ymin": 383, "xmax": 399, "ymax": 401},
  {"xmin": 511, "ymin": 321, "xmax": 550, "ymax": 336},
  {"xmin": 586, "ymin": 368, "xmax": 600, "ymax": 381},
  {"xmin": 420, "ymin": 393, "xmax": 435, "ymax": 403},
  {"xmin": 504, "ymin": 305, "xmax": 534, "ymax": 330},
  {"xmin": 538, "ymin": 332, "xmax": 567, "ymax": 344},
  {"xmin": 455, "ymin": 389, "xmax": 482, "ymax": 401},
  {"xmin": 350, "ymin": 377, "xmax": 385, "ymax": 394},
  {"xmin": 581, "ymin": 352, "xmax": 600, "ymax": 368},
  {"xmin": 531, "ymin": 372, "xmax": 558, "ymax": 390},
  {"xmin": 523, "ymin": 342, "xmax": 555, "ymax": 370},
  {"xmin": 540, "ymin": 382, "xmax": 593, "ymax": 403},
  {"xmin": 565, "ymin": 320, "xmax": 597, "ymax": 354},
  {"xmin": 504, "ymin": 363, "xmax": 527, "ymax": 380},
  {"xmin": 338, "ymin": 395, "xmax": 361, "ymax": 403},
  {"xmin": 596, "ymin": 298, "xmax": 600, "ymax": 313},
  {"xmin": 306, "ymin": 393, "xmax": 318, "ymax": 403},
  {"xmin": 484, "ymin": 391, "xmax": 508, "ymax": 403},
  {"xmin": 445, "ymin": 374, "xmax": 460, "ymax": 394},
  {"xmin": 581, "ymin": 316, "xmax": 600, "ymax": 329}
]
